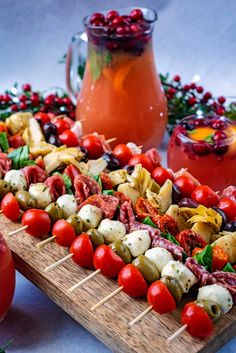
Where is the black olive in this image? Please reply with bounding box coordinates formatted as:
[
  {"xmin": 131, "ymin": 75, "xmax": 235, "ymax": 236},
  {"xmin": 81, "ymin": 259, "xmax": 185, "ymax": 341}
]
[
  {"xmin": 223, "ymin": 221, "xmax": 236, "ymax": 232},
  {"xmin": 77, "ymin": 146, "xmax": 89, "ymax": 162},
  {"xmin": 123, "ymin": 165, "xmax": 134, "ymax": 174},
  {"xmin": 102, "ymin": 152, "xmax": 120, "ymax": 170},
  {"xmin": 43, "ymin": 122, "xmax": 58, "ymax": 139},
  {"xmin": 211, "ymin": 206, "xmax": 228, "ymax": 230},
  {"xmin": 172, "ymin": 184, "xmax": 181, "ymax": 204},
  {"xmin": 48, "ymin": 134, "xmax": 62, "ymax": 147},
  {"xmin": 178, "ymin": 197, "xmax": 199, "ymax": 208}
]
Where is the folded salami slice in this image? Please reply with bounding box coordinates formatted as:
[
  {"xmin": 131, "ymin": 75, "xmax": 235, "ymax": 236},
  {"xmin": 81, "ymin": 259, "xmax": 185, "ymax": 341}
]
[
  {"xmin": 0, "ymin": 153, "xmax": 11, "ymax": 178},
  {"xmin": 145, "ymin": 148, "xmax": 161, "ymax": 167},
  {"xmin": 118, "ymin": 201, "xmax": 135, "ymax": 232},
  {"xmin": 212, "ymin": 271, "xmax": 236, "ymax": 303},
  {"xmin": 130, "ymin": 221, "xmax": 160, "ymax": 240},
  {"xmin": 22, "ymin": 165, "xmax": 48, "ymax": 185},
  {"xmin": 77, "ymin": 194, "xmax": 119, "ymax": 219},
  {"xmin": 185, "ymin": 257, "xmax": 216, "ymax": 286},
  {"xmin": 45, "ymin": 175, "xmax": 66, "ymax": 201},
  {"xmin": 221, "ymin": 186, "xmax": 236, "ymax": 203},
  {"xmin": 74, "ymin": 174, "xmax": 101, "ymax": 204},
  {"xmin": 152, "ymin": 235, "xmax": 185, "ymax": 261}
]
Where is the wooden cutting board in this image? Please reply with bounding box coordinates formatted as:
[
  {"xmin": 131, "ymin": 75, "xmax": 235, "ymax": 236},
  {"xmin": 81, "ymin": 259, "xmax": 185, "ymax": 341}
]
[{"xmin": 1, "ymin": 214, "xmax": 236, "ymax": 353}]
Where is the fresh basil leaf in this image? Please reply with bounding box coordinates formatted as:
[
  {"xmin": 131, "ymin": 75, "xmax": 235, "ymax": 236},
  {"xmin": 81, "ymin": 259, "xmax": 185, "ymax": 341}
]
[
  {"xmin": 66, "ymin": 187, "xmax": 73, "ymax": 195},
  {"xmin": 143, "ymin": 217, "xmax": 157, "ymax": 228},
  {"xmin": 53, "ymin": 171, "xmax": 72, "ymax": 190},
  {"xmin": 92, "ymin": 175, "xmax": 102, "ymax": 190},
  {"xmin": 222, "ymin": 263, "xmax": 236, "ymax": 273},
  {"xmin": 103, "ymin": 189, "xmax": 114, "ymax": 196},
  {"xmin": 194, "ymin": 245, "xmax": 213, "ymax": 271},
  {"xmin": 8, "ymin": 145, "xmax": 35, "ymax": 169},
  {"xmin": 104, "ymin": 51, "xmax": 112, "ymax": 66},
  {"xmin": 19, "ymin": 159, "xmax": 36, "ymax": 167},
  {"xmin": 0, "ymin": 132, "xmax": 9, "ymax": 152},
  {"xmin": 90, "ymin": 50, "xmax": 102, "ymax": 81},
  {"xmin": 160, "ymin": 232, "xmax": 180, "ymax": 246}
]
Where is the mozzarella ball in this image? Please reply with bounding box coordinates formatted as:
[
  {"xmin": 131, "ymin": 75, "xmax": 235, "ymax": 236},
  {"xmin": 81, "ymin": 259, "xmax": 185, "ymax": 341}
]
[
  {"xmin": 161, "ymin": 260, "xmax": 197, "ymax": 293},
  {"xmin": 145, "ymin": 248, "xmax": 173, "ymax": 273},
  {"xmin": 78, "ymin": 204, "xmax": 102, "ymax": 230},
  {"xmin": 4, "ymin": 170, "xmax": 27, "ymax": 191},
  {"xmin": 122, "ymin": 230, "xmax": 151, "ymax": 257},
  {"xmin": 29, "ymin": 183, "xmax": 52, "ymax": 209},
  {"xmin": 97, "ymin": 219, "xmax": 126, "ymax": 244},
  {"xmin": 57, "ymin": 194, "xmax": 77, "ymax": 218},
  {"xmin": 198, "ymin": 284, "xmax": 233, "ymax": 314}
]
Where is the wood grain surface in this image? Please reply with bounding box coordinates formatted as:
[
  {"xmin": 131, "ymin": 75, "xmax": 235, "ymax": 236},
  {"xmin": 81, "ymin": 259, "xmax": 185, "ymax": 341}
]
[{"xmin": 1, "ymin": 214, "xmax": 236, "ymax": 353}]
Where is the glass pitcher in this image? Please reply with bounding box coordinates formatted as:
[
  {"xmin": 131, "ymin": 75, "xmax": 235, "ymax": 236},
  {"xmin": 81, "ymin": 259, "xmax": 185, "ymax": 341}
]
[{"xmin": 66, "ymin": 7, "xmax": 167, "ymax": 149}]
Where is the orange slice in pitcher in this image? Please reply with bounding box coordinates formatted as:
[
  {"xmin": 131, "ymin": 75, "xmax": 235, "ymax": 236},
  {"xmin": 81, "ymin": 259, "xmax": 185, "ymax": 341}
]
[
  {"xmin": 190, "ymin": 127, "xmax": 216, "ymax": 141},
  {"xmin": 113, "ymin": 59, "xmax": 136, "ymax": 95}
]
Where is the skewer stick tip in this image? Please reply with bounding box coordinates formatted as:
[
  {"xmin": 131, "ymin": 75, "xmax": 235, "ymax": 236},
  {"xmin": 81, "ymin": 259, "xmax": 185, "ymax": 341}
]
[
  {"xmin": 67, "ymin": 268, "xmax": 101, "ymax": 293},
  {"xmin": 90, "ymin": 286, "xmax": 123, "ymax": 311},
  {"xmin": 44, "ymin": 253, "xmax": 73, "ymax": 273},
  {"xmin": 8, "ymin": 225, "xmax": 28, "ymax": 236},
  {"xmin": 128, "ymin": 306, "xmax": 153, "ymax": 327},
  {"xmin": 106, "ymin": 137, "xmax": 117, "ymax": 144},
  {"xmin": 36, "ymin": 235, "xmax": 56, "ymax": 249},
  {"xmin": 166, "ymin": 324, "xmax": 187, "ymax": 344}
]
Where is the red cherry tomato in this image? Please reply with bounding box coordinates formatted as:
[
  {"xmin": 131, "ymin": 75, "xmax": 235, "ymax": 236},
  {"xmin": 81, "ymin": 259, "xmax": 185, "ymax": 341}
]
[
  {"xmin": 128, "ymin": 154, "xmax": 153, "ymax": 173},
  {"xmin": 152, "ymin": 167, "xmax": 173, "ymax": 186},
  {"xmin": 191, "ymin": 185, "xmax": 219, "ymax": 207},
  {"xmin": 64, "ymin": 164, "xmax": 81, "ymax": 183},
  {"xmin": 52, "ymin": 219, "xmax": 76, "ymax": 247},
  {"xmin": 218, "ymin": 198, "xmax": 236, "ymax": 221},
  {"xmin": 59, "ymin": 129, "xmax": 79, "ymax": 147},
  {"xmin": 212, "ymin": 245, "xmax": 229, "ymax": 271},
  {"xmin": 54, "ymin": 118, "xmax": 70, "ymax": 135},
  {"xmin": 113, "ymin": 144, "xmax": 133, "ymax": 167},
  {"xmin": 70, "ymin": 233, "xmax": 94, "ymax": 268},
  {"xmin": 93, "ymin": 245, "xmax": 125, "ymax": 278},
  {"xmin": 147, "ymin": 280, "xmax": 176, "ymax": 314},
  {"xmin": 81, "ymin": 135, "xmax": 104, "ymax": 159},
  {"xmin": 118, "ymin": 264, "xmax": 148, "ymax": 297},
  {"xmin": 34, "ymin": 112, "xmax": 51, "ymax": 125},
  {"xmin": 1, "ymin": 193, "xmax": 20, "ymax": 221},
  {"xmin": 8, "ymin": 134, "xmax": 25, "ymax": 148},
  {"xmin": 22, "ymin": 209, "xmax": 51, "ymax": 237},
  {"xmin": 181, "ymin": 302, "xmax": 213, "ymax": 338},
  {"xmin": 174, "ymin": 176, "xmax": 196, "ymax": 198}
]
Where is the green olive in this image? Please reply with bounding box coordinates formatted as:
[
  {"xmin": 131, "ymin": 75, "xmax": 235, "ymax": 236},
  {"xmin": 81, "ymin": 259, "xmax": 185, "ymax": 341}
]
[
  {"xmin": 132, "ymin": 255, "xmax": 159, "ymax": 283},
  {"xmin": 110, "ymin": 240, "xmax": 132, "ymax": 264},
  {"xmin": 0, "ymin": 180, "xmax": 10, "ymax": 199},
  {"xmin": 15, "ymin": 190, "xmax": 36, "ymax": 210},
  {"xmin": 195, "ymin": 299, "xmax": 221, "ymax": 322},
  {"xmin": 45, "ymin": 202, "xmax": 64, "ymax": 223},
  {"xmin": 87, "ymin": 229, "xmax": 104, "ymax": 248},
  {"xmin": 161, "ymin": 275, "xmax": 183, "ymax": 303},
  {"xmin": 67, "ymin": 214, "xmax": 84, "ymax": 234}
]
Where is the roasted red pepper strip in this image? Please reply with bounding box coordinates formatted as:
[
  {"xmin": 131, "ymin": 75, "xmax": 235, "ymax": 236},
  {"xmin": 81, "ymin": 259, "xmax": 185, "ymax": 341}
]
[
  {"xmin": 63, "ymin": 164, "xmax": 81, "ymax": 183},
  {"xmin": 152, "ymin": 214, "xmax": 179, "ymax": 236},
  {"xmin": 176, "ymin": 230, "xmax": 207, "ymax": 257},
  {"xmin": 212, "ymin": 245, "xmax": 229, "ymax": 271},
  {"xmin": 135, "ymin": 197, "xmax": 159, "ymax": 221},
  {"xmin": 100, "ymin": 172, "xmax": 113, "ymax": 190}
]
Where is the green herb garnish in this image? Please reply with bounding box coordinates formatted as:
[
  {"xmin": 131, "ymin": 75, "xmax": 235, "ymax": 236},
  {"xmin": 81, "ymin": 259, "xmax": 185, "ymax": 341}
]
[
  {"xmin": 0, "ymin": 132, "xmax": 9, "ymax": 152},
  {"xmin": 194, "ymin": 245, "xmax": 213, "ymax": 272},
  {"xmin": 103, "ymin": 189, "xmax": 114, "ymax": 196},
  {"xmin": 222, "ymin": 262, "xmax": 236, "ymax": 273},
  {"xmin": 8, "ymin": 145, "xmax": 35, "ymax": 169},
  {"xmin": 142, "ymin": 217, "xmax": 157, "ymax": 228}
]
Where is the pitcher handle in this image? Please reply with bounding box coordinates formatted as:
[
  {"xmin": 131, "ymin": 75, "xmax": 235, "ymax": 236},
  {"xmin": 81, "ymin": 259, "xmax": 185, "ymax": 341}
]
[{"xmin": 66, "ymin": 31, "xmax": 87, "ymax": 104}]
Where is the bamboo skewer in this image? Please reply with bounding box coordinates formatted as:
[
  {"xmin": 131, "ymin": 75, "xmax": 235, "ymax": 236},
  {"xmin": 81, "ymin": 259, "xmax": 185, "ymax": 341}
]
[
  {"xmin": 90, "ymin": 286, "xmax": 123, "ymax": 311},
  {"xmin": 128, "ymin": 306, "xmax": 153, "ymax": 327},
  {"xmin": 68, "ymin": 269, "xmax": 101, "ymax": 293},
  {"xmin": 166, "ymin": 324, "xmax": 188, "ymax": 344},
  {"xmin": 44, "ymin": 253, "xmax": 73, "ymax": 272},
  {"xmin": 36, "ymin": 235, "xmax": 56, "ymax": 249},
  {"xmin": 8, "ymin": 225, "xmax": 28, "ymax": 236},
  {"xmin": 106, "ymin": 137, "xmax": 117, "ymax": 144}
]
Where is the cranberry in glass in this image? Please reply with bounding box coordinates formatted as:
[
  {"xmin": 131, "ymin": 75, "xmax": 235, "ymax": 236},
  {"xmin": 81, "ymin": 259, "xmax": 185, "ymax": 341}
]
[
  {"xmin": 116, "ymin": 26, "xmax": 130, "ymax": 35},
  {"xmin": 192, "ymin": 141, "xmax": 212, "ymax": 155},
  {"xmin": 92, "ymin": 20, "xmax": 104, "ymax": 27},
  {"xmin": 194, "ymin": 118, "xmax": 209, "ymax": 127},
  {"xmin": 203, "ymin": 92, "xmax": 212, "ymax": 101},
  {"xmin": 211, "ymin": 118, "xmax": 227, "ymax": 130},
  {"xmin": 31, "ymin": 93, "xmax": 40, "ymax": 105},
  {"xmin": 106, "ymin": 10, "xmax": 119, "ymax": 22},
  {"xmin": 111, "ymin": 16, "xmax": 125, "ymax": 27},
  {"xmin": 218, "ymin": 96, "xmax": 226, "ymax": 105},
  {"xmin": 19, "ymin": 95, "xmax": 27, "ymax": 103},
  {"xmin": 188, "ymin": 97, "xmax": 197, "ymax": 106},
  {"xmin": 173, "ymin": 75, "xmax": 181, "ymax": 82},
  {"xmin": 63, "ymin": 97, "xmax": 72, "ymax": 106},
  {"xmin": 213, "ymin": 130, "xmax": 227, "ymax": 141},
  {"xmin": 90, "ymin": 13, "xmax": 105, "ymax": 24},
  {"xmin": 213, "ymin": 141, "xmax": 229, "ymax": 155},
  {"xmin": 2, "ymin": 94, "xmax": 11, "ymax": 103},
  {"xmin": 130, "ymin": 9, "xmax": 143, "ymax": 21},
  {"xmin": 122, "ymin": 15, "xmax": 132, "ymax": 24}
]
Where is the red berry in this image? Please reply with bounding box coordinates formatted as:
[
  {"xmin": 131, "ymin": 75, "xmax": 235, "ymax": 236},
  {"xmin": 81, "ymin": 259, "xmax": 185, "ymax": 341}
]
[
  {"xmin": 63, "ymin": 97, "xmax": 72, "ymax": 106},
  {"xmin": 167, "ymin": 88, "xmax": 176, "ymax": 97},
  {"xmin": 192, "ymin": 141, "xmax": 212, "ymax": 155},
  {"xmin": 55, "ymin": 97, "xmax": 64, "ymax": 105},
  {"xmin": 190, "ymin": 83, "xmax": 196, "ymax": 89},
  {"xmin": 218, "ymin": 96, "xmax": 226, "ymax": 105},
  {"xmin": 116, "ymin": 26, "xmax": 130, "ymax": 35},
  {"xmin": 22, "ymin": 83, "xmax": 31, "ymax": 92},
  {"xmin": 2, "ymin": 94, "xmax": 11, "ymax": 103},
  {"xmin": 173, "ymin": 75, "xmax": 181, "ymax": 82},
  {"xmin": 106, "ymin": 41, "xmax": 118, "ymax": 51},
  {"xmin": 194, "ymin": 118, "xmax": 208, "ymax": 127},
  {"xmin": 31, "ymin": 93, "xmax": 40, "ymax": 105},
  {"xmin": 196, "ymin": 86, "xmax": 203, "ymax": 93},
  {"xmin": 92, "ymin": 20, "xmax": 104, "ymax": 27},
  {"xmin": 210, "ymin": 118, "xmax": 227, "ymax": 130},
  {"xmin": 19, "ymin": 95, "xmax": 27, "ymax": 103},
  {"xmin": 183, "ymin": 84, "xmax": 190, "ymax": 91},
  {"xmin": 122, "ymin": 15, "xmax": 132, "ymax": 24},
  {"xmin": 130, "ymin": 24, "xmax": 140, "ymax": 34},
  {"xmin": 188, "ymin": 97, "xmax": 197, "ymax": 106},
  {"xmin": 112, "ymin": 16, "xmax": 125, "ymax": 26},
  {"xmin": 11, "ymin": 104, "xmax": 18, "ymax": 112},
  {"xmin": 20, "ymin": 102, "xmax": 27, "ymax": 110},
  {"xmin": 129, "ymin": 9, "xmax": 143, "ymax": 21},
  {"xmin": 106, "ymin": 10, "xmax": 119, "ymax": 22},
  {"xmin": 203, "ymin": 92, "xmax": 212, "ymax": 101},
  {"xmin": 216, "ymin": 107, "xmax": 225, "ymax": 116},
  {"xmin": 213, "ymin": 131, "xmax": 227, "ymax": 141},
  {"xmin": 213, "ymin": 141, "xmax": 228, "ymax": 155},
  {"xmin": 90, "ymin": 13, "xmax": 105, "ymax": 24}
]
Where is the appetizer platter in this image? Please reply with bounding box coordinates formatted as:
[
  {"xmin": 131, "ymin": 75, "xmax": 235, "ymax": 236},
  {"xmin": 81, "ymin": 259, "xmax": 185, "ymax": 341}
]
[{"xmin": 0, "ymin": 107, "xmax": 236, "ymax": 353}]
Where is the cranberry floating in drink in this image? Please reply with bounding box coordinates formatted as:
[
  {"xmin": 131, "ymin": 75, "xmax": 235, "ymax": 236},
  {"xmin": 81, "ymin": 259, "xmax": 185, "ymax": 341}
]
[
  {"xmin": 167, "ymin": 115, "xmax": 236, "ymax": 192},
  {"xmin": 66, "ymin": 7, "xmax": 167, "ymax": 149}
]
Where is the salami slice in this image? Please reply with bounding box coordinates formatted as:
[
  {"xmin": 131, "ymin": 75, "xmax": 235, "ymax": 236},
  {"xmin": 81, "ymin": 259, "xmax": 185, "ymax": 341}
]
[
  {"xmin": 221, "ymin": 186, "xmax": 236, "ymax": 203},
  {"xmin": 74, "ymin": 174, "xmax": 101, "ymax": 204},
  {"xmin": 22, "ymin": 165, "xmax": 48, "ymax": 185},
  {"xmin": 118, "ymin": 201, "xmax": 135, "ymax": 232},
  {"xmin": 0, "ymin": 153, "xmax": 11, "ymax": 178},
  {"xmin": 130, "ymin": 221, "xmax": 160, "ymax": 240},
  {"xmin": 152, "ymin": 235, "xmax": 185, "ymax": 261},
  {"xmin": 185, "ymin": 257, "xmax": 216, "ymax": 286},
  {"xmin": 77, "ymin": 194, "xmax": 119, "ymax": 219},
  {"xmin": 45, "ymin": 175, "xmax": 66, "ymax": 201},
  {"xmin": 145, "ymin": 148, "xmax": 161, "ymax": 167},
  {"xmin": 100, "ymin": 172, "xmax": 113, "ymax": 190},
  {"xmin": 114, "ymin": 191, "xmax": 132, "ymax": 206},
  {"xmin": 212, "ymin": 271, "xmax": 236, "ymax": 303}
]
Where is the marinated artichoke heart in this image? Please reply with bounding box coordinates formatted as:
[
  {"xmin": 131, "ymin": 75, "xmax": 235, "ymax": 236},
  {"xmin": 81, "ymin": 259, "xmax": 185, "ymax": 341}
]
[
  {"xmin": 155, "ymin": 179, "xmax": 173, "ymax": 214},
  {"xmin": 180, "ymin": 205, "xmax": 222, "ymax": 232},
  {"xmin": 117, "ymin": 182, "xmax": 140, "ymax": 207},
  {"xmin": 109, "ymin": 169, "xmax": 128, "ymax": 186},
  {"xmin": 166, "ymin": 204, "xmax": 190, "ymax": 231},
  {"xmin": 127, "ymin": 164, "xmax": 160, "ymax": 198},
  {"xmin": 213, "ymin": 232, "xmax": 236, "ymax": 263},
  {"xmin": 191, "ymin": 222, "xmax": 215, "ymax": 244},
  {"xmin": 30, "ymin": 141, "xmax": 56, "ymax": 158},
  {"xmin": 44, "ymin": 146, "xmax": 84, "ymax": 173},
  {"xmin": 6, "ymin": 112, "xmax": 32, "ymax": 135},
  {"xmin": 87, "ymin": 158, "xmax": 108, "ymax": 175}
]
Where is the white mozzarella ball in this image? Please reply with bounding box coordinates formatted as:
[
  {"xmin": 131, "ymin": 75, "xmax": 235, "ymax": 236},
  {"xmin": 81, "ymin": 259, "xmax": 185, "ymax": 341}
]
[
  {"xmin": 57, "ymin": 194, "xmax": 77, "ymax": 218},
  {"xmin": 97, "ymin": 219, "xmax": 126, "ymax": 244},
  {"xmin": 4, "ymin": 170, "xmax": 27, "ymax": 191},
  {"xmin": 29, "ymin": 183, "xmax": 52, "ymax": 208},
  {"xmin": 122, "ymin": 230, "xmax": 151, "ymax": 257},
  {"xmin": 145, "ymin": 247, "xmax": 173, "ymax": 273},
  {"xmin": 161, "ymin": 260, "xmax": 197, "ymax": 293},
  {"xmin": 198, "ymin": 284, "xmax": 233, "ymax": 314},
  {"xmin": 78, "ymin": 204, "xmax": 102, "ymax": 230}
]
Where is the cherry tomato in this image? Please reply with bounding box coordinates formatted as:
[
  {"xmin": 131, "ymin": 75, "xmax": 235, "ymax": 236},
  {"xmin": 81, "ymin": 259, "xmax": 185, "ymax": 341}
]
[
  {"xmin": 212, "ymin": 245, "xmax": 229, "ymax": 271},
  {"xmin": 93, "ymin": 245, "xmax": 125, "ymax": 278},
  {"xmin": 218, "ymin": 198, "xmax": 236, "ymax": 221},
  {"xmin": 52, "ymin": 219, "xmax": 76, "ymax": 247},
  {"xmin": 59, "ymin": 129, "xmax": 78, "ymax": 147},
  {"xmin": 174, "ymin": 176, "xmax": 196, "ymax": 198},
  {"xmin": 8, "ymin": 135, "xmax": 25, "ymax": 148},
  {"xmin": 176, "ymin": 230, "xmax": 207, "ymax": 257},
  {"xmin": 118, "ymin": 264, "xmax": 148, "ymax": 297},
  {"xmin": 34, "ymin": 112, "xmax": 51, "ymax": 125},
  {"xmin": 181, "ymin": 302, "xmax": 213, "ymax": 338},
  {"xmin": 147, "ymin": 280, "xmax": 176, "ymax": 314},
  {"xmin": 113, "ymin": 144, "xmax": 133, "ymax": 167},
  {"xmin": 22, "ymin": 209, "xmax": 51, "ymax": 237},
  {"xmin": 128, "ymin": 154, "xmax": 153, "ymax": 173},
  {"xmin": 54, "ymin": 118, "xmax": 70, "ymax": 135},
  {"xmin": 135, "ymin": 197, "xmax": 159, "ymax": 221},
  {"xmin": 81, "ymin": 135, "xmax": 103, "ymax": 159},
  {"xmin": 64, "ymin": 164, "xmax": 81, "ymax": 183},
  {"xmin": 191, "ymin": 185, "xmax": 219, "ymax": 208},
  {"xmin": 70, "ymin": 233, "xmax": 94, "ymax": 268},
  {"xmin": 152, "ymin": 167, "xmax": 173, "ymax": 186},
  {"xmin": 1, "ymin": 193, "xmax": 20, "ymax": 221}
]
